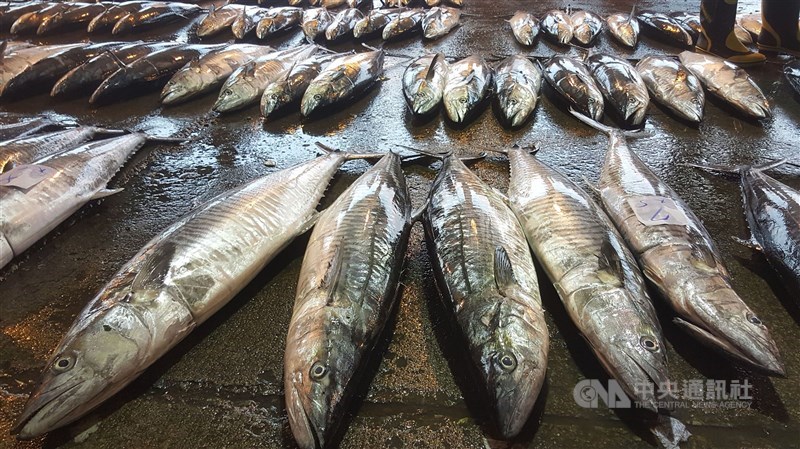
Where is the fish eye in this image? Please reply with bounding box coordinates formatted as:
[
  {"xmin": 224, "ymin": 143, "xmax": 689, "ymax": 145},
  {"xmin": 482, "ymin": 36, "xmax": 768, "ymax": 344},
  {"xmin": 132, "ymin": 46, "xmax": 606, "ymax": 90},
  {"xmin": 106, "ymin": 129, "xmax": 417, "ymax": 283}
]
[
  {"xmin": 310, "ymin": 362, "xmax": 328, "ymax": 380},
  {"xmin": 495, "ymin": 352, "xmax": 517, "ymax": 372},
  {"xmin": 53, "ymin": 355, "xmax": 74, "ymax": 372},
  {"xmin": 314, "ymin": 94, "xmax": 322, "ymax": 101},
  {"xmin": 640, "ymin": 336, "xmax": 659, "ymax": 352},
  {"xmin": 459, "ymin": 97, "xmax": 467, "ymax": 103},
  {"xmin": 746, "ymin": 313, "xmax": 763, "ymax": 325},
  {"xmin": 224, "ymin": 89, "xmax": 232, "ymax": 96}
]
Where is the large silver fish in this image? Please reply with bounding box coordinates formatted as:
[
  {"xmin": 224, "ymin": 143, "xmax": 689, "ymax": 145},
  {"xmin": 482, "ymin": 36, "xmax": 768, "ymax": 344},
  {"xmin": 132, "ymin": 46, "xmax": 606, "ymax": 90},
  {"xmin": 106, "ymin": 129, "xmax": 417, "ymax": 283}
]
[
  {"xmin": 636, "ymin": 11, "xmax": 692, "ymax": 48},
  {"xmin": 573, "ymin": 112, "xmax": 785, "ymax": 376},
  {"xmin": 424, "ymin": 154, "xmax": 548, "ymax": 438},
  {"xmin": 494, "ymin": 54, "xmax": 542, "ymax": 127},
  {"xmin": 606, "ymin": 7, "xmax": 639, "ymax": 47},
  {"xmin": 196, "ymin": 3, "xmax": 248, "ymax": 38},
  {"xmin": 738, "ymin": 13, "xmax": 761, "ymax": 39},
  {"xmin": 0, "ymin": 126, "xmax": 123, "ymax": 173},
  {"xmin": 285, "ymin": 153, "xmax": 412, "ymax": 449},
  {"xmin": 300, "ymin": 49, "xmax": 384, "ymax": 117},
  {"xmin": 231, "ymin": 6, "xmax": 270, "ymax": 39},
  {"xmin": 540, "ymin": 9, "xmax": 572, "ymax": 45},
  {"xmin": 541, "ymin": 55, "xmax": 604, "ymax": 120},
  {"xmin": 353, "ymin": 8, "xmax": 401, "ymax": 38},
  {"xmin": 442, "ymin": 55, "xmax": 492, "ymax": 123},
  {"xmin": 214, "ymin": 45, "xmax": 318, "ymax": 113},
  {"xmin": 0, "ymin": 116, "xmax": 69, "ymax": 142},
  {"xmin": 256, "ymin": 7, "xmax": 304, "ymax": 39},
  {"xmin": 162, "ymin": 44, "xmax": 274, "ymax": 105},
  {"xmin": 320, "ymin": 0, "xmax": 347, "ymax": 7},
  {"xmin": 51, "ymin": 42, "xmax": 180, "ymax": 98},
  {"xmin": 0, "ymin": 43, "xmax": 85, "ymax": 92},
  {"xmin": 0, "ymin": 134, "xmax": 150, "ymax": 270},
  {"xmin": 87, "ymin": 1, "xmax": 148, "ymax": 33},
  {"xmin": 678, "ymin": 51, "xmax": 771, "ymax": 119},
  {"xmin": 10, "ymin": 3, "xmax": 71, "ymax": 34},
  {"xmin": 506, "ymin": 146, "xmax": 668, "ymax": 411},
  {"xmin": 382, "ymin": 8, "xmax": 425, "ymax": 40},
  {"xmin": 571, "ymin": 10, "xmax": 603, "ymax": 45},
  {"xmin": 635, "ymin": 55, "xmax": 704, "ymax": 123},
  {"xmin": 587, "ymin": 53, "xmax": 650, "ymax": 126},
  {"xmin": 324, "ymin": 7, "xmax": 363, "ymax": 40},
  {"xmin": 509, "ymin": 11, "xmax": 540, "ymax": 46},
  {"xmin": 301, "ymin": 7, "xmax": 333, "ymax": 40},
  {"xmin": 402, "ymin": 53, "xmax": 448, "ymax": 116},
  {"xmin": 37, "ymin": 2, "xmax": 107, "ymax": 35},
  {"xmin": 421, "ymin": 6, "xmax": 460, "ymax": 39},
  {"xmin": 112, "ymin": 2, "xmax": 204, "ymax": 35},
  {"xmin": 260, "ymin": 53, "xmax": 339, "ymax": 118}
]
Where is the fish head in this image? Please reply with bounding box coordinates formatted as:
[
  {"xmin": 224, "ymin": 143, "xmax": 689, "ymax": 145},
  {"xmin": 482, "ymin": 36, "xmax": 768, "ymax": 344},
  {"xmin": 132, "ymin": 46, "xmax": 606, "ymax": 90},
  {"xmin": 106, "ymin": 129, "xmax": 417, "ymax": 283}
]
[
  {"xmin": 261, "ymin": 84, "xmax": 292, "ymax": 116},
  {"xmin": 89, "ymin": 68, "xmax": 137, "ymax": 104},
  {"xmin": 161, "ymin": 70, "xmax": 198, "ymax": 105},
  {"xmin": 585, "ymin": 92, "xmax": 604, "ymax": 121},
  {"xmin": 213, "ymin": 76, "xmax": 256, "ymax": 113},
  {"xmin": 498, "ymin": 84, "xmax": 535, "ymax": 127},
  {"xmin": 409, "ymin": 80, "xmax": 441, "ymax": 115},
  {"xmin": 622, "ymin": 93, "xmax": 649, "ymax": 125},
  {"xmin": 352, "ymin": 18, "xmax": 369, "ymax": 37},
  {"xmin": 443, "ymin": 86, "xmax": 475, "ymax": 122},
  {"xmin": 111, "ymin": 13, "xmax": 135, "ymax": 35},
  {"xmin": 300, "ymin": 80, "xmax": 335, "ymax": 116},
  {"xmin": 12, "ymin": 294, "xmax": 153, "ymax": 438},
  {"xmin": 36, "ymin": 13, "xmax": 61, "ymax": 35}
]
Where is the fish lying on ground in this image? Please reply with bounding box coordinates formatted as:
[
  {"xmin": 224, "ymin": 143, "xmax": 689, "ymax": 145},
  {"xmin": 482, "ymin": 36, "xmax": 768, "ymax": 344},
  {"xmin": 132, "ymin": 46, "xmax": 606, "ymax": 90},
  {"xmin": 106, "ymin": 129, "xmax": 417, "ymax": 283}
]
[
  {"xmin": 588, "ymin": 53, "xmax": 650, "ymax": 126},
  {"xmin": 0, "ymin": 126, "xmax": 124, "ymax": 173},
  {"xmin": 402, "ymin": 53, "xmax": 448, "ymax": 116},
  {"xmin": 0, "ymin": 2, "xmax": 51, "ymax": 30},
  {"xmin": 573, "ymin": 111, "xmax": 785, "ymax": 376},
  {"xmin": 301, "ymin": 7, "xmax": 333, "ymax": 40},
  {"xmin": 636, "ymin": 11, "xmax": 693, "ymax": 48},
  {"xmin": 231, "ymin": 6, "xmax": 271, "ymax": 39},
  {"xmin": 606, "ymin": 6, "xmax": 639, "ymax": 47},
  {"xmin": 571, "ymin": 10, "xmax": 603, "ymax": 45},
  {"xmin": 505, "ymin": 145, "xmax": 669, "ymax": 411},
  {"xmin": 37, "ymin": 2, "xmax": 107, "ymax": 35},
  {"xmin": 738, "ymin": 13, "xmax": 761, "ymax": 38},
  {"xmin": 257, "ymin": 7, "xmax": 304, "ymax": 39},
  {"xmin": 669, "ymin": 12, "xmax": 700, "ymax": 44},
  {"xmin": 382, "ymin": 8, "xmax": 425, "ymax": 40},
  {"xmin": 11, "ymin": 147, "xmax": 383, "ymax": 438},
  {"xmin": 301, "ymin": 49, "xmax": 384, "ymax": 116},
  {"xmin": 87, "ymin": 1, "xmax": 149, "ymax": 32},
  {"xmin": 197, "ymin": 3, "xmax": 248, "ymax": 37},
  {"xmin": 1, "ymin": 43, "xmax": 85, "ymax": 92},
  {"xmin": 112, "ymin": 2, "xmax": 205, "ymax": 35},
  {"xmin": 636, "ymin": 55, "xmax": 704, "ymax": 123},
  {"xmin": 494, "ymin": 54, "xmax": 542, "ymax": 127},
  {"xmin": 424, "ymin": 153, "xmax": 549, "ymax": 439},
  {"xmin": 261, "ymin": 53, "xmax": 341, "ymax": 117},
  {"xmin": 421, "ymin": 6, "xmax": 460, "ymax": 39},
  {"xmin": 353, "ymin": 8, "xmax": 401, "ymax": 38},
  {"xmin": 325, "ymin": 7, "xmax": 363, "ymax": 40},
  {"xmin": 286, "ymin": 152, "xmax": 412, "ymax": 449},
  {"xmin": 0, "ymin": 116, "xmax": 70, "ymax": 142},
  {"xmin": 509, "ymin": 11, "xmax": 539, "ymax": 46},
  {"xmin": 541, "ymin": 55, "xmax": 604, "ymax": 120},
  {"xmin": 442, "ymin": 55, "xmax": 492, "ymax": 123},
  {"xmin": 785, "ymin": 60, "xmax": 800, "ymax": 97},
  {"xmin": 678, "ymin": 51, "xmax": 771, "ymax": 119},
  {"xmin": 541, "ymin": 9, "xmax": 572, "ymax": 45},
  {"xmin": 10, "ymin": 3, "xmax": 71, "ymax": 34}
]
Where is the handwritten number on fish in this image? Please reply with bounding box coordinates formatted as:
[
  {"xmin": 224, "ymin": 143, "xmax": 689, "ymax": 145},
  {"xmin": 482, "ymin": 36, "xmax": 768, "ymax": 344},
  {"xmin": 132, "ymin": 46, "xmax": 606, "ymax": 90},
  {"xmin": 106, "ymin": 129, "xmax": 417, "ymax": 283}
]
[{"xmin": 627, "ymin": 195, "xmax": 689, "ymax": 226}]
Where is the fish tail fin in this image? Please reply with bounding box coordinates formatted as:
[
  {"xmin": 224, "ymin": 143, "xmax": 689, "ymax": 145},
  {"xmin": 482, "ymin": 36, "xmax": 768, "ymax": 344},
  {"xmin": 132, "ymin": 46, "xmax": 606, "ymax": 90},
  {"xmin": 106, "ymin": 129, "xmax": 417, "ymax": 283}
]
[
  {"xmin": 314, "ymin": 142, "xmax": 383, "ymax": 161},
  {"xmin": 93, "ymin": 127, "xmax": 128, "ymax": 135},
  {"xmin": 570, "ymin": 108, "xmax": 648, "ymax": 138},
  {"xmin": 394, "ymin": 144, "xmax": 485, "ymax": 164},
  {"xmin": 683, "ymin": 162, "xmax": 744, "ymax": 176}
]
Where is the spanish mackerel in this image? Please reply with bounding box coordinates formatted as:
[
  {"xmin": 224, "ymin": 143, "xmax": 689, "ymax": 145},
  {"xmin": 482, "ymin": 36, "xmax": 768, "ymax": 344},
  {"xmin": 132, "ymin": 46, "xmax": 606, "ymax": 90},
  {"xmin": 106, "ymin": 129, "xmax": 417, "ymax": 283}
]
[
  {"xmin": 197, "ymin": 3, "xmax": 247, "ymax": 37},
  {"xmin": 588, "ymin": 53, "xmax": 650, "ymax": 126},
  {"xmin": 606, "ymin": 6, "xmax": 639, "ymax": 47},
  {"xmin": 325, "ymin": 7, "xmax": 363, "ymax": 40},
  {"xmin": 402, "ymin": 53, "xmax": 448, "ymax": 116},
  {"xmin": 10, "ymin": 3, "xmax": 71, "ymax": 34},
  {"xmin": 637, "ymin": 11, "xmax": 692, "ymax": 48},
  {"xmin": 509, "ymin": 11, "xmax": 539, "ymax": 46},
  {"xmin": 573, "ymin": 112, "xmax": 785, "ymax": 375},
  {"xmin": 257, "ymin": 7, "xmax": 304, "ymax": 39},
  {"xmin": 260, "ymin": 53, "xmax": 339, "ymax": 117},
  {"xmin": 0, "ymin": 2, "xmax": 50, "ymax": 29},
  {"xmin": 424, "ymin": 155, "xmax": 548, "ymax": 438},
  {"xmin": 421, "ymin": 6, "xmax": 460, "ymax": 39},
  {"xmin": 112, "ymin": 2, "xmax": 205, "ymax": 35},
  {"xmin": 300, "ymin": 49, "xmax": 384, "ymax": 116},
  {"xmin": 542, "ymin": 55, "xmax": 604, "ymax": 120},
  {"xmin": 301, "ymin": 7, "xmax": 333, "ymax": 40},
  {"xmin": 231, "ymin": 6, "xmax": 269, "ymax": 39},
  {"xmin": 382, "ymin": 8, "xmax": 425, "ymax": 40},
  {"xmin": 0, "ymin": 126, "xmax": 124, "ymax": 173},
  {"xmin": 506, "ymin": 147, "xmax": 668, "ymax": 410},
  {"xmin": 636, "ymin": 55, "xmax": 704, "ymax": 123},
  {"xmin": 442, "ymin": 55, "xmax": 492, "ymax": 123},
  {"xmin": 285, "ymin": 153, "xmax": 412, "ymax": 449},
  {"xmin": 0, "ymin": 44, "xmax": 84, "ymax": 92},
  {"xmin": 12, "ymin": 148, "xmax": 382, "ymax": 438},
  {"xmin": 37, "ymin": 2, "xmax": 107, "ymax": 35},
  {"xmin": 353, "ymin": 8, "xmax": 401, "ymax": 38},
  {"xmin": 494, "ymin": 54, "xmax": 542, "ymax": 127},
  {"xmin": 571, "ymin": 10, "xmax": 603, "ymax": 45}
]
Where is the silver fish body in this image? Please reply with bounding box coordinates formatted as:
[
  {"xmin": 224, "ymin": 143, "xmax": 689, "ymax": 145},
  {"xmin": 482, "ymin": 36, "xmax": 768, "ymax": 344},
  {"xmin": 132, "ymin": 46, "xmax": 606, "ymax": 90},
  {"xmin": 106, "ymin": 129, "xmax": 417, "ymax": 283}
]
[
  {"xmin": 0, "ymin": 44, "xmax": 85, "ymax": 92},
  {"xmin": 402, "ymin": 53, "xmax": 448, "ymax": 116},
  {"xmin": 87, "ymin": 1, "xmax": 148, "ymax": 32},
  {"xmin": 256, "ymin": 7, "xmax": 304, "ymax": 39},
  {"xmin": 0, "ymin": 126, "xmax": 122, "ymax": 173},
  {"xmin": 424, "ymin": 155, "xmax": 548, "ymax": 438},
  {"xmin": 668, "ymin": 12, "xmax": 700, "ymax": 45},
  {"xmin": 300, "ymin": 50, "xmax": 384, "ymax": 116},
  {"xmin": 324, "ymin": 8, "xmax": 363, "ymax": 40},
  {"xmin": 0, "ymin": 116, "xmax": 68, "ymax": 142},
  {"xmin": 606, "ymin": 11, "xmax": 639, "ymax": 47},
  {"xmin": 162, "ymin": 44, "xmax": 275, "ymax": 105},
  {"xmin": 353, "ymin": 8, "xmax": 401, "ymax": 37},
  {"xmin": 112, "ymin": 3, "xmax": 204, "ymax": 35},
  {"xmin": 442, "ymin": 55, "xmax": 492, "ymax": 123},
  {"xmin": 0, "ymin": 134, "xmax": 148, "ymax": 270},
  {"xmin": 678, "ymin": 51, "xmax": 771, "ymax": 119},
  {"xmin": 574, "ymin": 113, "xmax": 785, "ymax": 376},
  {"xmin": 196, "ymin": 4, "xmax": 247, "ymax": 37},
  {"xmin": 421, "ymin": 6, "xmax": 460, "ymax": 39},
  {"xmin": 12, "ymin": 150, "xmax": 376, "ymax": 438},
  {"xmin": 285, "ymin": 153, "xmax": 412, "ymax": 449},
  {"xmin": 509, "ymin": 11, "xmax": 540, "ymax": 46},
  {"xmin": 494, "ymin": 55, "xmax": 542, "ymax": 127},
  {"xmin": 382, "ymin": 8, "xmax": 425, "ymax": 40},
  {"xmin": 571, "ymin": 10, "xmax": 603, "ymax": 45},
  {"xmin": 506, "ymin": 147, "xmax": 668, "ymax": 411},
  {"xmin": 541, "ymin": 9, "xmax": 572, "ymax": 45},
  {"xmin": 231, "ymin": 6, "xmax": 270, "ymax": 39},
  {"xmin": 636, "ymin": 12, "xmax": 692, "ymax": 48},
  {"xmin": 261, "ymin": 55, "xmax": 331, "ymax": 117},
  {"xmin": 635, "ymin": 55, "xmax": 704, "ymax": 123},
  {"xmin": 320, "ymin": 0, "xmax": 347, "ymax": 7},
  {"xmin": 541, "ymin": 55, "xmax": 604, "ymax": 120},
  {"xmin": 588, "ymin": 53, "xmax": 650, "ymax": 126},
  {"xmin": 301, "ymin": 7, "xmax": 333, "ymax": 40}
]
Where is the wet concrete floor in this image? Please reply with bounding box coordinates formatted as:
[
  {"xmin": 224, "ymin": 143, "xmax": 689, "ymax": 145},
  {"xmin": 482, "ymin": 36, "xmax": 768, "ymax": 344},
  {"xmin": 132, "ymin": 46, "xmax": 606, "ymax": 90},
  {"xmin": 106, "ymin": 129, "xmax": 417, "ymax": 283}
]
[{"xmin": 1, "ymin": 0, "xmax": 799, "ymax": 448}]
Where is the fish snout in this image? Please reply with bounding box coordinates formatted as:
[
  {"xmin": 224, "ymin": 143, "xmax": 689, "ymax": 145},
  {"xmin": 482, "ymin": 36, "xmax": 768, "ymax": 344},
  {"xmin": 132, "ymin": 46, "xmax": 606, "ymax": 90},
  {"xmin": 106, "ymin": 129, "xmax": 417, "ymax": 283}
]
[{"xmin": 111, "ymin": 15, "xmax": 135, "ymax": 35}]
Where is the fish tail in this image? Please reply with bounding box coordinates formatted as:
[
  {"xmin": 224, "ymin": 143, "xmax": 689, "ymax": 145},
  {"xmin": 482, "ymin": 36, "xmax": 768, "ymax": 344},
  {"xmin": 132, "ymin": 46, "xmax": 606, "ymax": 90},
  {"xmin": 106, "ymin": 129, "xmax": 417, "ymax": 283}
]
[
  {"xmin": 686, "ymin": 158, "xmax": 791, "ymax": 176},
  {"xmin": 570, "ymin": 108, "xmax": 649, "ymax": 138},
  {"xmin": 314, "ymin": 142, "xmax": 383, "ymax": 161}
]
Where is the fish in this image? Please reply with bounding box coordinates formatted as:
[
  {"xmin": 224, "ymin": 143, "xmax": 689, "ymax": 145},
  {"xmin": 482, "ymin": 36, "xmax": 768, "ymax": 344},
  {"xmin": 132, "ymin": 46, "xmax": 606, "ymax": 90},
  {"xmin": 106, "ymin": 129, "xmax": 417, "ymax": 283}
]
[
  {"xmin": 90, "ymin": 44, "xmax": 223, "ymax": 105},
  {"xmin": 587, "ymin": 53, "xmax": 650, "ymax": 126},
  {"xmin": 300, "ymin": 49, "xmax": 384, "ymax": 117},
  {"xmin": 573, "ymin": 111, "xmax": 785, "ymax": 376},
  {"xmin": 301, "ymin": 7, "xmax": 333, "ymax": 40},
  {"xmin": 540, "ymin": 9, "xmax": 572, "ymax": 45},
  {"xmin": 348, "ymin": 0, "xmax": 367, "ymax": 6},
  {"xmin": 606, "ymin": 7, "xmax": 640, "ymax": 47},
  {"xmin": 112, "ymin": 2, "xmax": 205, "ymax": 35},
  {"xmin": 1, "ymin": 44, "xmax": 85, "ymax": 92},
  {"xmin": 260, "ymin": 53, "xmax": 338, "ymax": 118},
  {"xmin": 494, "ymin": 54, "xmax": 542, "ymax": 127},
  {"xmin": 446, "ymin": 0, "xmax": 463, "ymax": 6},
  {"xmin": 214, "ymin": 45, "xmax": 319, "ymax": 113},
  {"xmin": 678, "ymin": 51, "xmax": 771, "ymax": 119},
  {"xmin": 285, "ymin": 153, "xmax": 412, "ymax": 449},
  {"xmin": 231, "ymin": 6, "xmax": 271, "ymax": 39},
  {"xmin": 51, "ymin": 42, "xmax": 180, "ymax": 98},
  {"xmin": 0, "ymin": 116, "xmax": 69, "ymax": 142},
  {"xmin": 1, "ymin": 41, "xmax": 36, "ymax": 55},
  {"xmin": 423, "ymin": 154, "xmax": 549, "ymax": 438},
  {"xmin": 541, "ymin": 55, "xmax": 604, "ymax": 120},
  {"xmin": 668, "ymin": 12, "xmax": 700, "ymax": 45},
  {"xmin": 505, "ymin": 146, "xmax": 668, "ymax": 411},
  {"xmin": 11, "ymin": 147, "xmax": 383, "ymax": 438},
  {"xmin": 325, "ymin": 8, "xmax": 363, "ymax": 41},
  {"xmin": 0, "ymin": 134, "xmax": 151, "ymax": 271},
  {"xmin": 162, "ymin": 44, "xmax": 275, "ymax": 106},
  {"xmin": 402, "ymin": 53, "xmax": 448, "ymax": 116},
  {"xmin": 442, "ymin": 55, "xmax": 492, "ymax": 123},
  {"xmin": 421, "ymin": 6, "xmax": 460, "ymax": 39},
  {"xmin": 0, "ymin": 2, "xmax": 52, "ymax": 30},
  {"xmin": 256, "ymin": 7, "xmax": 304, "ymax": 39},
  {"xmin": 37, "ymin": 2, "xmax": 108, "ymax": 35},
  {"xmin": 87, "ymin": 1, "xmax": 149, "ymax": 33},
  {"xmin": 509, "ymin": 11, "xmax": 540, "ymax": 46},
  {"xmin": 426, "ymin": 0, "xmax": 442, "ymax": 5},
  {"xmin": 0, "ymin": 126, "xmax": 124, "ymax": 174},
  {"xmin": 10, "ymin": 3, "xmax": 71, "ymax": 34},
  {"xmin": 1, "ymin": 42, "xmax": 125, "ymax": 97},
  {"xmin": 382, "ymin": 8, "xmax": 425, "ymax": 40},
  {"xmin": 353, "ymin": 8, "xmax": 401, "ymax": 38},
  {"xmin": 636, "ymin": 11, "xmax": 693, "ymax": 48},
  {"xmin": 738, "ymin": 14, "xmax": 761, "ymax": 39},
  {"xmin": 321, "ymin": 0, "xmax": 347, "ymax": 7},
  {"xmin": 635, "ymin": 55, "xmax": 704, "ymax": 123},
  {"xmin": 196, "ymin": 3, "xmax": 248, "ymax": 38},
  {"xmin": 786, "ymin": 60, "xmax": 800, "ymax": 97},
  {"xmin": 571, "ymin": 10, "xmax": 603, "ymax": 46}
]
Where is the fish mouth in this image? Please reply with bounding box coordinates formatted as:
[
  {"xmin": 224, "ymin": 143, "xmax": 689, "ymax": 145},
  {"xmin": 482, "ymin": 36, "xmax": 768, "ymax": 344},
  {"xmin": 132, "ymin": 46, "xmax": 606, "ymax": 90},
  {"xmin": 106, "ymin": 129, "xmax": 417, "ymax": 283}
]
[
  {"xmin": 160, "ymin": 86, "xmax": 188, "ymax": 105},
  {"xmin": 12, "ymin": 377, "xmax": 88, "ymax": 439},
  {"xmin": 286, "ymin": 382, "xmax": 325, "ymax": 449},
  {"xmin": 592, "ymin": 344, "xmax": 667, "ymax": 412}
]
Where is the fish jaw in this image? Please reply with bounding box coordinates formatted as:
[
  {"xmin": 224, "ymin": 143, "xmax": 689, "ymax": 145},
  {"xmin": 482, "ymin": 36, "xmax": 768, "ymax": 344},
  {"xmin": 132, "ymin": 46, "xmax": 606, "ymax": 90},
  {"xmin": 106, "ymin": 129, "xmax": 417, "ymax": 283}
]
[
  {"xmin": 212, "ymin": 82, "xmax": 253, "ymax": 113},
  {"xmin": 623, "ymin": 96, "xmax": 649, "ymax": 125},
  {"xmin": 587, "ymin": 95, "xmax": 604, "ymax": 121}
]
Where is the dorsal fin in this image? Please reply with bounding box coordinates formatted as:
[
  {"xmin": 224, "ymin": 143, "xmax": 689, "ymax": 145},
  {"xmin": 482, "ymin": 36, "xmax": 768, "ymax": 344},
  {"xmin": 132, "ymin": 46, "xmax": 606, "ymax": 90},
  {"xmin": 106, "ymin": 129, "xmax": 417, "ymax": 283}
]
[
  {"xmin": 494, "ymin": 246, "xmax": 516, "ymax": 296},
  {"xmin": 597, "ymin": 238, "xmax": 625, "ymax": 287},
  {"xmin": 132, "ymin": 242, "xmax": 176, "ymax": 292},
  {"xmin": 425, "ymin": 53, "xmax": 442, "ymax": 82}
]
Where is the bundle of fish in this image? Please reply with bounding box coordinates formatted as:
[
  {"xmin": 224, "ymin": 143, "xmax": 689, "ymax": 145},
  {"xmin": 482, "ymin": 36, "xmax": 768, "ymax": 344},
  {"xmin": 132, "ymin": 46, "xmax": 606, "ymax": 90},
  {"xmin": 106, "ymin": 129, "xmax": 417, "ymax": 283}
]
[
  {"xmin": 508, "ymin": 9, "xmax": 603, "ymax": 47},
  {"xmin": 198, "ymin": 4, "xmax": 462, "ymax": 41},
  {"xmin": 0, "ymin": 1, "xmax": 205, "ymax": 36}
]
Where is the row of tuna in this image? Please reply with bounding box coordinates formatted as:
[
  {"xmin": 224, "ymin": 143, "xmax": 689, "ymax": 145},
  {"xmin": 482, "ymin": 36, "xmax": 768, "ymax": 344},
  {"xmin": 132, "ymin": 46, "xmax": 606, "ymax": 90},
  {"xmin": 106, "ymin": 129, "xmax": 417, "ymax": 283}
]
[
  {"xmin": 198, "ymin": 4, "xmax": 461, "ymax": 41},
  {"xmin": 402, "ymin": 49, "xmax": 771, "ymax": 129},
  {"xmin": 0, "ymin": 1, "xmax": 205, "ymax": 35},
  {"xmin": 227, "ymin": 0, "xmax": 465, "ymax": 7},
  {"xmin": 6, "ymin": 116, "xmax": 798, "ymax": 448}
]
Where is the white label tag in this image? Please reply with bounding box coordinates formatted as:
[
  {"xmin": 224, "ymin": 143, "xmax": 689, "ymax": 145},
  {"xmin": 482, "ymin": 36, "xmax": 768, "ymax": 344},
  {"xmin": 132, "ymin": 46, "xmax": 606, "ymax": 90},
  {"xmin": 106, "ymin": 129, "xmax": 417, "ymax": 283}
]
[
  {"xmin": 0, "ymin": 164, "xmax": 57, "ymax": 190},
  {"xmin": 627, "ymin": 195, "xmax": 689, "ymax": 226}
]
